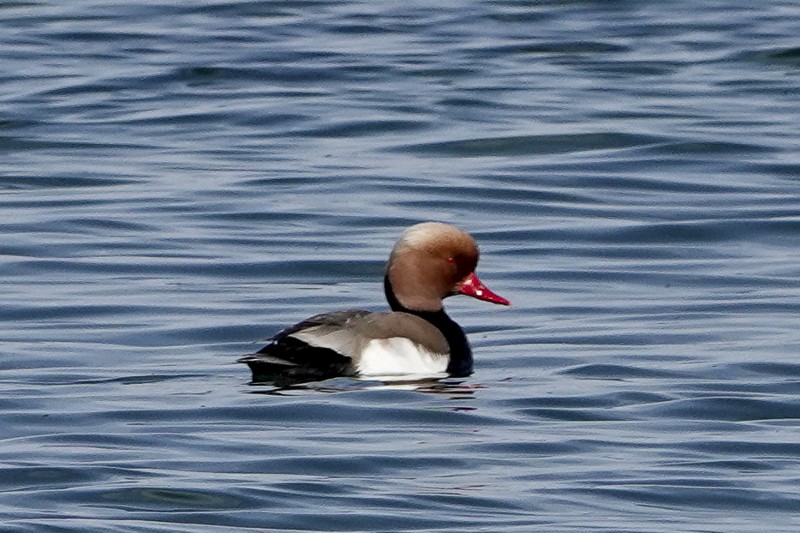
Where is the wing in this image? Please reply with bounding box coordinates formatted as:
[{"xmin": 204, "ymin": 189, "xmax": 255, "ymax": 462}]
[
  {"xmin": 238, "ymin": 309, "xmax": 372, "ymax": 382},
  {"xmin": 269, "ymin": 309, "xmax": 373, "ymax": 345}
]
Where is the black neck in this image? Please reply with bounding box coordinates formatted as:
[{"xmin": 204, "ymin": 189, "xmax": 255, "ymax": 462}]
[{"xmin": 383, "ymin": 276, "xmax": 473, "ymax": 376}]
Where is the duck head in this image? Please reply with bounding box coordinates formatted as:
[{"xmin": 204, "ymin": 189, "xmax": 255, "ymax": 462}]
[{"xmin": 385, "ymin": 222, "xmax": 510, "ymax": 312}]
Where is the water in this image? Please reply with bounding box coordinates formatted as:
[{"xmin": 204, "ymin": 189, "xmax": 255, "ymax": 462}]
[{"xmin": 2, "ymin": 1, "xmax": 800, "ymax": 531}]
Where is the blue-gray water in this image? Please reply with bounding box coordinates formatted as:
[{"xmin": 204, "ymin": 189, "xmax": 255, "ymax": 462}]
[{"xmin": 2, "ymin": 1, "xmax": 800, "ymax": 531}]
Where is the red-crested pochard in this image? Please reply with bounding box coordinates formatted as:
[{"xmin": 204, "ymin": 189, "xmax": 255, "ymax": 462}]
[{"xmin": 239, "ymin": 222, "xmax": 509, "ymax": 384}]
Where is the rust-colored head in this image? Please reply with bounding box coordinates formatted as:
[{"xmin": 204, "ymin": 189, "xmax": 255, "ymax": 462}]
[{"xmin": 386, "ymin": 222, "xmax": 510, "ymax": 312}]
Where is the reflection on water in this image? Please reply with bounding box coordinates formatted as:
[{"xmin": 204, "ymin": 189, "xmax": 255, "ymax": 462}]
[{"xmin": 248, "ymin": 376, "xmax": 480, "ymax": 402}]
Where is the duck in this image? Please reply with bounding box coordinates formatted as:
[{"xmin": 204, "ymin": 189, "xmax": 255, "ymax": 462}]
[{"xmin": 238, "ymin": 222, "xmax": 509, "ymax": 384}]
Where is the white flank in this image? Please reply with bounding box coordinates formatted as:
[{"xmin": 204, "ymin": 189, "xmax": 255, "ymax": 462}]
[{"xmin": 355, "ymin": 337, "xmax": 448, "ymax": 379}]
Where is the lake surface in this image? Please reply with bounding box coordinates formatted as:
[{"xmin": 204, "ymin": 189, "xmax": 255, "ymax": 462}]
[{"xmin": 2, "ymin": 1, "xmax": 800, "ymax": 531}]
